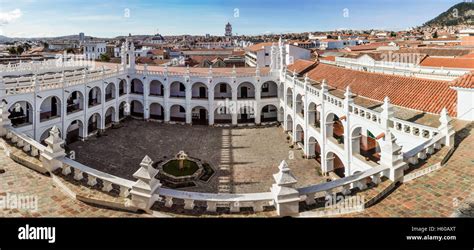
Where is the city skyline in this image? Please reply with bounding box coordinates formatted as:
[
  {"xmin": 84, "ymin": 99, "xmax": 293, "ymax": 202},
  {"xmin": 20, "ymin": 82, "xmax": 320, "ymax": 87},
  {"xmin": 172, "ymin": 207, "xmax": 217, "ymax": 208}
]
[{"xmin": 0, "ymin": 0, "xmax": 464, "ymax": 38}]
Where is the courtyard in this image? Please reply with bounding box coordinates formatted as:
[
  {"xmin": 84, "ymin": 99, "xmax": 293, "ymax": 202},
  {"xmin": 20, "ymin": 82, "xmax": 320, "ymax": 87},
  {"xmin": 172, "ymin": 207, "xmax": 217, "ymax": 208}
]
[{"xmin": 68, "ymin": 119, "xmax": 325, "ymax": 193}]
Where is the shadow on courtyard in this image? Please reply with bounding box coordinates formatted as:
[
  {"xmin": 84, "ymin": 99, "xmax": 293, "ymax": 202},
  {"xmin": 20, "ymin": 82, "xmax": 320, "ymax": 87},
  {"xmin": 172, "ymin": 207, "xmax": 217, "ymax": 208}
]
[{"xmin": 68, "ymin": 119, "xmax": 324, "ymax": 193}]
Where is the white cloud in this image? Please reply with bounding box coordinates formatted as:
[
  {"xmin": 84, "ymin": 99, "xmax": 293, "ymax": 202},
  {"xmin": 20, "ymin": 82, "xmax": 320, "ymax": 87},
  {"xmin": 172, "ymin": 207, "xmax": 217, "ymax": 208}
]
[{"xmin": 0, "ymin": 9, "xmax": 23, "ymax": 25}]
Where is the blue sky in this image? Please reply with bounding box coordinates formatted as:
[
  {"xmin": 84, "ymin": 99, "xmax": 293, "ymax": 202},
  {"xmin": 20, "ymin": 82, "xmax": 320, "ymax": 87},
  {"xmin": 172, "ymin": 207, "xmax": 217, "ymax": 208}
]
[{"xmin": 0, "ymin": 0, "xmax": 463, "ymax": 38}]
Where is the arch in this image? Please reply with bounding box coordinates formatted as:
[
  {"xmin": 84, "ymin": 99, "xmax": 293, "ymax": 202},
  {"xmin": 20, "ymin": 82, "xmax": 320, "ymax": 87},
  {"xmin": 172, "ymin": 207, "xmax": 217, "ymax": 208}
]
[
  {"xmin": 286, "ymin": 114, "xmax": 293, "ymax": 131},
  {"xmin": 149, "ymin": 102, "xmax": 164, "ymax": 120},
  {"xmin": 295, "ymin": 94, "xmax": 303, "ymax": 116},
  {"xmin": 8, "ymin": 101, "xmax": 33, "ymax": 127},
  {"xmin": 261, "ymin": 81, "xmax": 278, "ymax": 98},
  {"xmin": 326, "ymin": 112, "xmax": 344, "ymax": 145},
  {"xmin": 104, "ymin": 106, "xmax": 116, "ymax": 127},
  {"xmin": 130, "ymin": 100, "xmax": 144, "ymax": 118},
  {"xmin": 192, "ymin": 82, "xmax": 208, "ymax": 99},
  {"xmin": 87, "ymin": 113, "xmax": 101, "ymax": 135},
  {"xmin": 214, "ymin": 82, "xmax": 232, "ymax": 99},
  {"xmin": 261, "ymin": 104, "xmax": 278, "ymax": 122},
  {"xmin": 295, "ymin": 124, "xmax": 304, "ymax": 145},
  {"xmin": 191, "ymin": 106, "xmax": 208, "ymax": 125},
  {"xmin": 308, "ymin": 102, "xmax": 321, "ymax": 130},
  {"xmin": 237, "ymin": 105, "xmax": 255, "ymax": 123},
  {"xmin": 88, "ymin": 86, "xmax": 101, "ymax": 107},
  {"xmin": 149, "ymin": 80, "xmax": 164, "ymax": 96},
  {"xmin": 286, "ymin": 87, "xmax": 293, "ymax": 108},
  {"xmin": 66, "ymin": 91, "xmax": 84, "ymax": 114},
  {"xmin": 131, "ymin": 78, "xmax": 144, "ymax": 94},
  {"xmin": 237, "ymin": 82, "xmax": 255, "ymax": 99},
  {"xmin": 66, "ymin": 120, "xmax": 84, "ymax": 144},
  {"xmin": 326, "ymin": 151, "xmax": 345, "ymax": 178},
  {"xmin": 40, "ymin": 95, "xmax": 61, "ymax": 122},
  {"xmin": 214, "ymin": 105, "xmax": 232, "ymax": 124},
  {"xmin": 40, "ymin": 127, "xmax": 62, "ymax": 146},
  {"xmin": 351, "ymin": 126, "xmax": 381, "ymax": 165},
  {"xmin": 170, "ymin": 81, "xmax": 186, "ymax": 98},
  {"xmin": 308, "ymin": 137, "xmax": 322, "ymax": 163},
  {"xmin": 119, "ymin": 79, "xmax": 127, "ymax": 96},
  {"xmin": 170, "ymin": 104, "xmax": 186, "ymax": 122},
  {"xmin": 119, "ymin": 101, "xmax": 127, "ymax": 119},
  {"xmin": 105, "ymin": 82, "xmax": 116, "ymax": 101}
]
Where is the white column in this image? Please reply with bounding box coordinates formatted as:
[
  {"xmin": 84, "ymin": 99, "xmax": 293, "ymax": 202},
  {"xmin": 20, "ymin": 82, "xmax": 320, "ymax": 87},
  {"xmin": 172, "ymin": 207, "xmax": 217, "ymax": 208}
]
[
  {"xmin": 291, "ymin": 78, "xmax": 297, "ymax": 143},
  {"xmin": 185, "ymin": 78, "xmax": 192, "ymax": 124},
  {"xmin": 343, "ymin": 86, "xmax": 352, "ymax": 176},
  {"xmin": 320, "ymin": 80, "xmax": 328, "ymax": 174},
  {"xmin": 231, "ymin": 87, "xmax": 238, "ymax": 125},
  {"xmin": 143, "ymin": 78, "xmax": 150, "ymax": 120},
  {"xmin": 255, "ymin": 81, "xmax": 261, "ymax": 125},
  {"xmin": 303, "ymin": 76, "xmax": 309, "ymax": 156},
  {"xmin": 283, "ymin": 80, "xmax": 288, "ymax": 130},
  {"xmin": 164, "ymin": 85, "xmax": 170, "ymax": 122},
  {"xmin": 208, "ymin": 83, "xmax": 215, "ymax": 125}
]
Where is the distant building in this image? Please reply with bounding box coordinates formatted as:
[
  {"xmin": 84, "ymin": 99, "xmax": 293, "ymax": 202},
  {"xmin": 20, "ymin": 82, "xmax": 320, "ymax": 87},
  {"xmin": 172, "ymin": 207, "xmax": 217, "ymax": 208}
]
[
  {"xmin": 83, "ymin": 41, "xmax": 107, "ymax": 60},
  {"xmin": 144, "ymin": 34, "xmax": 165, "ymax": 45},
  {"xmin": 225, "ymin": 22, "xmax": 232, "ymax": 37},
  {"xmin": 194, "ymin": 41, "xmax": 232, "ymax": 49},
  {"xmin": 48, "ymin": 41, "xmax": 78, "ymax": 51},
  {"xmin": 79, "ymin": 32, "xmax": 85, "ymax": 42},
  {"xmin": 245, "ymin": 41, "xmax": 311, "ymax": 67}
]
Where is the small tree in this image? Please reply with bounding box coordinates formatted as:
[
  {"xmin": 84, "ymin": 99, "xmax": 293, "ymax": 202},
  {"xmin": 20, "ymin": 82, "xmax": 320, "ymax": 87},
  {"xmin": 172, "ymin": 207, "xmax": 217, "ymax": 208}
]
[
  {"xmin": 16, "ymin": 46, "xmax": 24, "ymax": 55},
  {"xmin": 7, "ymin": 47, "xmax": 17, "ymax": 55},
  {"xmin": 433, "ymin": 31, "xmax": 438, "ymax": 39},
  {"xmin": 99, "ymin": 53, "xmax": 110, "ymax": 62}
]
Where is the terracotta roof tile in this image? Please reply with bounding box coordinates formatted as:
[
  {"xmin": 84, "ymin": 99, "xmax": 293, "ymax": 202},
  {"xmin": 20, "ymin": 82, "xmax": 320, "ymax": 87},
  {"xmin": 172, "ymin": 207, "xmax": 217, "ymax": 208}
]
[
  {"xmin": 306, "ymin": 63, "xmax": 457, "ymax": 116},
  {"xmin": 245, "ymin": 42, "xmax": 273, "ymax": 52},
  {"xmin": 287, "ymin": 59, "xmax": 317, "ymax": 75},
  {"xmin": 450, "ymin": 73, "xmax": 474, "ymax": 89},
  {"xmin": 420, "ymin": 57, "xmax": 474, "ymax": 69}
]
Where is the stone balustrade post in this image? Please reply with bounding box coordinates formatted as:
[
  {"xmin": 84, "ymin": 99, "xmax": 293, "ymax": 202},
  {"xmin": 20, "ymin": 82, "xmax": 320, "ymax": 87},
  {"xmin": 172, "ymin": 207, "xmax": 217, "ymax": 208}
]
[
  {"xmin": 130, "ymin": 155, "xmax": 162, "ymax": 211},
  {"xmin": 0, "ymin": 102, "xmax": 12, "ymax": 137},
  {"xmin": 271, "ymin": 160, "xmax": 300, "ymax": 217},
  {"xmin": 40, "ymin": 126, "xmax": 66, "ymax": 172},
  {"xmin": 438, "ymin": 107, "xmax": 455, "ymax": 147},
  {"xmin": 380, "ymin": 131, "xmax": 407, "ymax": 182}
]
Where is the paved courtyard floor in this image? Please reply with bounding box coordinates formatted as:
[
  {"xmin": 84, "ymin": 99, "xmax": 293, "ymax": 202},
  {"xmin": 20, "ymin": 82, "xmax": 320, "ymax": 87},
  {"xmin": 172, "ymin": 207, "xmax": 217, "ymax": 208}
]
[
  {"xmin": 68, "ymin": 119, "xmax": 325, "ymax": 193},
  {"xmin": 0, "ymin": 146, "xmax": 144, "ymax": 217}
]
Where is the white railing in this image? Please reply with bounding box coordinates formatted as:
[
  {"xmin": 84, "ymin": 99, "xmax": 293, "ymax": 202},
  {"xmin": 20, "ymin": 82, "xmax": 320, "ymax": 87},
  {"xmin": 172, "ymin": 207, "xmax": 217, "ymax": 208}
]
[
  {"xmin": 156, "ymin": 188, "xmax": 274, "ymax": 212},
  {"xmin": 403, "ymin": 132, "xmax": 445, "ymax": 159},
  {"xmin": 350, "ymin": 104, "xmax": 382, "ymax": 125},
  {"xmin": 298, "ymin": 165, "xmax": 389, "ymax": 205},
  {"xmin": 391, "ymin": 117, "xmax": 439, "ymax": 139},
  {"xmin": 5, "ymin": 126, "xmax": 46, "ymax": 157},
  {"xmin": 60, "ymin": 157, "xmax": 134, "ymax": 198},
  {"xmin": 4, "ymin": 68, "xmax": 123, "ymax": 95}
]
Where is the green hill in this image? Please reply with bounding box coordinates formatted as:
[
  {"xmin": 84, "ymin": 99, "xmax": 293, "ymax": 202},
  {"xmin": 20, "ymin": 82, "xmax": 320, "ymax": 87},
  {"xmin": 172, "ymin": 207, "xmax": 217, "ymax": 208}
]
[{"xmin": 423, "ymin": 2, "xmax": 474, "ymax": 27}]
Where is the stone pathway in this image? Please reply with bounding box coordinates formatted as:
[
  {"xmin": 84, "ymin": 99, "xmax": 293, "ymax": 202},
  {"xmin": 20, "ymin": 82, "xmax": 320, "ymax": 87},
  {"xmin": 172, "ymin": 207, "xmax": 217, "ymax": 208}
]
[{"xmin": 0, "ymin": 146, "xmax": 144, "ymax": 217}]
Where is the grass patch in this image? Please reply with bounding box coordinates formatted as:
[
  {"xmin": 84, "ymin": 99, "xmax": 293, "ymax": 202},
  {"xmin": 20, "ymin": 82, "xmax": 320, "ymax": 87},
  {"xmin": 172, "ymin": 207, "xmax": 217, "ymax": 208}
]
[{"xmin": 162, "ymin": 159, "xmax": 199, "ymax": 177}]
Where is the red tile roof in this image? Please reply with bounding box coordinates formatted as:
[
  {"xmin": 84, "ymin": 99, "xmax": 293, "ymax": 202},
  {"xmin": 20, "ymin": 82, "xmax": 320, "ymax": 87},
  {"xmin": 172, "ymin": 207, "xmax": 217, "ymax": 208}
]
[
  {"xmin": 450, "ymin": 73, "xmax": 474, "ymax": 89},
  {"xmin": 346, "ymin": 42, "xmax": 389, "ymax": 51},
  {"xmin": 305, "ymin": 63, "xmax": 457, "ymax": 116},
  {"xmin": 420, "ymin": 57, "xmax": 474, "ymax": 69},
  {"xmin": 245, "ymin": 42, "xmax": 274, "ymax": 52},
  {"xmin": 287, "ymin": 59, "xmax": 317, "ymax": 75}
]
